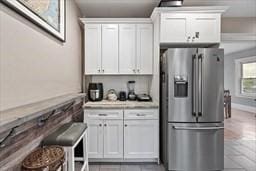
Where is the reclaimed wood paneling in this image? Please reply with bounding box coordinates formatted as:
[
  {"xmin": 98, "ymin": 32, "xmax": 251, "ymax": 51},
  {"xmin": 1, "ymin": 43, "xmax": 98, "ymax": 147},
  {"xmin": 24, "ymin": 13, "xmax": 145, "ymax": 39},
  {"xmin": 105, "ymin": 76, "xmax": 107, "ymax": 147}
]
[{"xmin": 0, "ymin": 99, "xmax": 84, "ymax": 171}]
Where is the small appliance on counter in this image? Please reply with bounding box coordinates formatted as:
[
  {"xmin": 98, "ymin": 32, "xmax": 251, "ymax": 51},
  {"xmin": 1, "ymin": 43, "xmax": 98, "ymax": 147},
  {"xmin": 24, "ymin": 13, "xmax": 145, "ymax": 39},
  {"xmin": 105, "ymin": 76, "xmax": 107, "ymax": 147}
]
[
  {"xmin": 106, "ymin": 89, "xmax": 118, "ymax": 101},
  {"xmin": 119, "ymin": 91, "xmax": 127, "ymax": 101},
  {"xmin": 137, "ymin": 94, "xmax": 152, "ymax": 102},
  {"xmin": 127, "ymin": 81, "xmax": 136, "ymax": 101},
  {"xmin": 88, "ymin": 83, "xmax": 103, "ymax": 101}
]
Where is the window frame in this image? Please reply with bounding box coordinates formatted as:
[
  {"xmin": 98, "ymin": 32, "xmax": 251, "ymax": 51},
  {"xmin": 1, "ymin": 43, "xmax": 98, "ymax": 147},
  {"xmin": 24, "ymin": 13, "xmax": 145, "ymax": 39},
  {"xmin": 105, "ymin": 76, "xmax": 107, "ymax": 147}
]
[{"xmin": 235, "ymin": 56, "xmax": 256, "ymax": 98}]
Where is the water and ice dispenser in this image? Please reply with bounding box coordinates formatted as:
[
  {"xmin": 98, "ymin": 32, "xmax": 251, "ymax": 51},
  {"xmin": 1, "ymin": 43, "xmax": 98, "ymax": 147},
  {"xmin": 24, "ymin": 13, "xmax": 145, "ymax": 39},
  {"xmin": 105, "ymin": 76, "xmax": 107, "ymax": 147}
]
[{"xmin": 174, "ymin": 76, "xmax": 188, "ymax": 97}]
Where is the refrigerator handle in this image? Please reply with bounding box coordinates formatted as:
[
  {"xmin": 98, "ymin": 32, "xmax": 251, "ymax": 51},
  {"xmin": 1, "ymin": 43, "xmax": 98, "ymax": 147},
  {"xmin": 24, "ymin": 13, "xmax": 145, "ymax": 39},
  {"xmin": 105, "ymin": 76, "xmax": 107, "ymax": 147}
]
[
  {"xmin": 192, "ymin": 54, "xmax": 197, "ymax": 117},
  {"xmin": 173, "ymin": 126, "xmax": 224, "ymax": 130},
  {"xmin": 198, "ymin": 54, "xmax": 203, "ymax": 117}
]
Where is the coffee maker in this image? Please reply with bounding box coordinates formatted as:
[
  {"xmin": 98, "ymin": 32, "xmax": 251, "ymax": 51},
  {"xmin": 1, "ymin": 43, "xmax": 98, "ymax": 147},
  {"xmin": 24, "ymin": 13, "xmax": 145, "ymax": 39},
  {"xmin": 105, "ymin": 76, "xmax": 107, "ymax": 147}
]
[
  {"xmin": 88, "ymin": 83, "xmax": 103, "ymax": 101},
  {"xmin": 127, "ymin": 81, "xmax": 136, "ymax": 101}
]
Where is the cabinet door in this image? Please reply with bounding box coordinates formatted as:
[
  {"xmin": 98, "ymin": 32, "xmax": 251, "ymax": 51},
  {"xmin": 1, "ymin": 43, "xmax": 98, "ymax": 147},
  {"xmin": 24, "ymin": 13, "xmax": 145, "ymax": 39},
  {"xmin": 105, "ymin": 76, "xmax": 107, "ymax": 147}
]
[
  {"xmin": 160, "ymin": 13, "xmax": 190, "ymax": 43},
  {"xmin": 102, "ymin": 24, "xmax": 119, "ymax": 74},
  {"xmin": 119, "ymin": 24, "xmax": 136, "ymax": 74},
  {"xmin": 87, "ymin": 120, "xmax": 104, "ymax": 158},
  {"xmin": 124, "ymin": 120, "xmax": 159, "ymax": 159},
  {"xmin": 190, "ymin": 14, "xmax": 221, "ymax": 43},
  {"xmin": 103, "ymin": 120, "xmax": 123, "ymax": 158},
  {"xmin": 136, "ymin": 24, "xmax": 153, "ymax": 74},
  {"xmin": 84, "ymin": 24, "xmax": 101, "ymax": 74}
]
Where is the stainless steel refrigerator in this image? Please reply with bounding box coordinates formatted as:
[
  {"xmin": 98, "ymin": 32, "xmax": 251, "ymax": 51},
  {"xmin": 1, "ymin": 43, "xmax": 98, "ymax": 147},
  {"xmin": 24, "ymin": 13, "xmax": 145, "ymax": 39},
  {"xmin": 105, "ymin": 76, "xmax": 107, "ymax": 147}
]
[{"xmin": 160, "ymin": 48, "xmax": 224, "ymax": 171}]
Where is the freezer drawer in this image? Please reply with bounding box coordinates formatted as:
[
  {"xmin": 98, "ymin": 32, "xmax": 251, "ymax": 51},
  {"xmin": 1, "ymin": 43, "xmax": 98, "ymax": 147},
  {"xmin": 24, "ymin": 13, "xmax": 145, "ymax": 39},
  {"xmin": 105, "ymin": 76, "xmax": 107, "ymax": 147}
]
[{"xmin": 168, "ymin": 123, "xmax": 224, "ymax": 171}]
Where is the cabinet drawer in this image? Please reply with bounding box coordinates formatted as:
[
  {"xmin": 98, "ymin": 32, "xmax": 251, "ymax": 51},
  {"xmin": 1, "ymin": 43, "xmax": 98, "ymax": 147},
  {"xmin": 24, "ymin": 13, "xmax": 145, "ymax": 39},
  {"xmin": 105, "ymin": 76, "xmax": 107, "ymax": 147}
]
[
  {"xmin": 85, "ymin": 109, "xmax": 123, "ymax": 120},
  {"xmin": 124, "ymin": 109, "xmax": 158, "ymax": 120}
]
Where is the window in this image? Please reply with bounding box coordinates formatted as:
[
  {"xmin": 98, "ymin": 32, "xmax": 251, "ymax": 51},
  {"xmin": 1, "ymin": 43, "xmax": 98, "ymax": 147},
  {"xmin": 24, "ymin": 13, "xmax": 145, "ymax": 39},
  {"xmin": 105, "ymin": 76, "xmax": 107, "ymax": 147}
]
[
  {"xmin": 241, "ymin": 62, "xmax": 256, "ymax": 94},
  {"xmin": 235, "ymin": 56, "xmax": 256, "ymax": 98}
]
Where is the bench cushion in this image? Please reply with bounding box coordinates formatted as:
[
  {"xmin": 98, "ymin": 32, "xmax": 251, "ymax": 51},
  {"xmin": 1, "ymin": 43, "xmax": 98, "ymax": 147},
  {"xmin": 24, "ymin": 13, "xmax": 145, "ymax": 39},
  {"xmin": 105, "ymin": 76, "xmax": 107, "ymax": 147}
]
[{"xmin": 43, "ymin": 123, "xmax": 87, "ymax": 146}]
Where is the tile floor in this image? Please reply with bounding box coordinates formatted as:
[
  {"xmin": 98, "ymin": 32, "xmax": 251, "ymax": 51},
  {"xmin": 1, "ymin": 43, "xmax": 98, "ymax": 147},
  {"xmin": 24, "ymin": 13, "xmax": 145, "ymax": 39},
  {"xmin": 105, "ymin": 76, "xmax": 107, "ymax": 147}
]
[
  {"xmin": 224, "ymin": 109, "xmax": 256, "ymax": 171},
  {"xmin": 85, "ymin": 109, "xmax": 256, "ymax": 171}
]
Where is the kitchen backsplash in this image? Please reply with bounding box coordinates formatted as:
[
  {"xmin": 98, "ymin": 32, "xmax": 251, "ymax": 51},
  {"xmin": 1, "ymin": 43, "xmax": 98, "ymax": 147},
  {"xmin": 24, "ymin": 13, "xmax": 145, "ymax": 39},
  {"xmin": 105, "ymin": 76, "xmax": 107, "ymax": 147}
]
[{"xmin": 90, "ymin": 75, "xmax": 152, "ymax": 98}]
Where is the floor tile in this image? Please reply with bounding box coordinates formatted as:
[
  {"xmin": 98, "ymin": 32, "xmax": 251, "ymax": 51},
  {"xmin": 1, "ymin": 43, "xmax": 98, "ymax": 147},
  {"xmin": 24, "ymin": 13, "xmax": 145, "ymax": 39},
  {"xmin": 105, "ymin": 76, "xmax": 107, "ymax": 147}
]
[
  {"xmin": 100, "ymin": 164, "xmax": 121, "ymax": 171},
  {"xmin": 229, "ymin": 156, "xmax": 256, "ymax": 170},
  {"xmin": 238, "ymin": 140, "xmax": 256, "ymax": 152},
  {"xmin": 89, "ymin": 165, "xmax": 100, "ymax": 171},
  {"xmin": 224, "ymin": 145, "xmax": 241, "ymax": 156},
  {"xmin": 232, "ymin": 145, "xmax": 256, "ymax": 162},
  {"xmin": 141, "ymin": 164, "xmax": 164, "ymax": 171},
  {"xmin": 121, "ymin": 165, "xmax": 141, "ymax": 171},
  {"xmin": 224, "ymin": 156, "xmax": 243, "ymax": 169}
]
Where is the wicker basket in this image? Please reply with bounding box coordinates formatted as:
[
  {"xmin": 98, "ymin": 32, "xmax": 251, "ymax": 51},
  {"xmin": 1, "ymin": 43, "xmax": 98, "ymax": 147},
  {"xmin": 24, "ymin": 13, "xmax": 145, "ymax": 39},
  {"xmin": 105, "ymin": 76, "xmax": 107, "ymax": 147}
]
[{"xmin": 22, "ymin": 146, "xmax": 65, "ymax": 171}]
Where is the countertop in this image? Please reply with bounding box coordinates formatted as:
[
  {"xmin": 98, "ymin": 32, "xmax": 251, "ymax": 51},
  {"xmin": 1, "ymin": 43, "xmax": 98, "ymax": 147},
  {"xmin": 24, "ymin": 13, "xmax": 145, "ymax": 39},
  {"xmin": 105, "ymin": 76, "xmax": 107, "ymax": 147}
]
[
  {"xmin": 0, "ymin": 93, "xmax": 86, "ymax": 133},
  {"xmin": 83, "ymin": 100, "xmax": 159, "ymax": 109}
]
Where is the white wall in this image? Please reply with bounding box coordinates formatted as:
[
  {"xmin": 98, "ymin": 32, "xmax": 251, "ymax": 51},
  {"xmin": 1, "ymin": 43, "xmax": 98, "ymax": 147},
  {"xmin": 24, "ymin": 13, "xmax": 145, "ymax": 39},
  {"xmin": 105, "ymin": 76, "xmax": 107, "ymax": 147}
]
[
  {"xmin": 0, "ymin": 1, "xmax": 82, "ymax": 111},
  {"xmin": 224, "ymin": 47, "xmax": 256, "ymax": 108},
  {"xmin": 222, "ymin": 17, "xmax": 256, "ymax": 33}
]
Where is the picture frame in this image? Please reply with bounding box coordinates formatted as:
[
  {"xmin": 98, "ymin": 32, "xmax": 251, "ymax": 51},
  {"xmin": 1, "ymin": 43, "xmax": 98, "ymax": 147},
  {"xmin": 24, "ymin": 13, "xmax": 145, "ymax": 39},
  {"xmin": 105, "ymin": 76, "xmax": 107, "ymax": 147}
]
[{"xmin": 2, "ymin": 0, "xmax": 66, "ymax": 42}]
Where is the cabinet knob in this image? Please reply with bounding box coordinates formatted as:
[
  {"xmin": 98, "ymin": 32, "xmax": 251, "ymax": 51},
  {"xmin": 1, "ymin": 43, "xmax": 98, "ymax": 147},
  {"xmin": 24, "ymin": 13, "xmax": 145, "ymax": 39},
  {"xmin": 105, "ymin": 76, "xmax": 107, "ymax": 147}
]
[
  {"xmin": 99, "ymin": 124, "xmax": 102, "ymax": 127},
  {"xmin": 104, "ymin": 124, "xmax": 107, "ymax": 127},
  {"xmin": 192, "ymin": 37, "xmax": 195, "ymax": 42},
  {"xmin": 102, "ymin": 69, "xmax": 105, "ymax": 73},
  {"xmin": 133, "ymin": 69, "xmax": 136, "ymax": 73},
  {"xmin": 97, "ymin": 69, "xmax": 100, "ymax": 72},
  {"xmin": 124, "ymin": 124, "xmax": 128, "ymax": 127},
  {"xmin": 137, "ymin": 69, "xmax": 140, "ymax": 73}
]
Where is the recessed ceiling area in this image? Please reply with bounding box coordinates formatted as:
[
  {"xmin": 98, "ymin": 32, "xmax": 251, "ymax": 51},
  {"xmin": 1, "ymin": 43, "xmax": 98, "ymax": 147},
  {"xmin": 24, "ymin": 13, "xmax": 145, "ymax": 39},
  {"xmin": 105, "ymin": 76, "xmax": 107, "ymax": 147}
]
[
  {"xmin": 75, "ymin": 0, "xmax": 160, "ymax": 18},
  {"xmin": 75, "ymin": 0, "xmax": 256, "ymax": 18}
]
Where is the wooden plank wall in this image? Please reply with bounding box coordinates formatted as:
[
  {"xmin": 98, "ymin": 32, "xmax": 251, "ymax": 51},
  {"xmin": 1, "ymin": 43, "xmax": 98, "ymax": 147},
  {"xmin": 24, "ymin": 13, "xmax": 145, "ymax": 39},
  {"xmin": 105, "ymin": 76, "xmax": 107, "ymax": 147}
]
[{"xmin": 0, "ymin": 98, "xmax": 84, "ymax": 171}]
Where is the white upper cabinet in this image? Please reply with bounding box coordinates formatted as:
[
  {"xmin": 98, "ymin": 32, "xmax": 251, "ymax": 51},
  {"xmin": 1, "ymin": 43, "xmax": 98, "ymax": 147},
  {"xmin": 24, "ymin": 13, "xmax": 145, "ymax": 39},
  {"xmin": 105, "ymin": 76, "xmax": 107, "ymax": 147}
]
[
  {"xmin": 84, "ymin": 24, "xmax": 101, "ymax": 74},
  {"xmin": 136, "ymin": 24, "xmax": 153, "ymax": 74},
  {"xmin": 102, "ymin": 24, "xmax": 119, "ymax": 74},
  {"xmin": 160, "ymin": 14, "xmax": 190, "ymax": 43},
  {"xmin": 119, "ymin": 24, "xmax": 136, "ymax": 74},
  {"xmin": 82, "ymin": 20, "xmax": 153, "ymax": 75},
  {"xmin": 191, "ymin": 14, "xmax": 221, "ymax": 43},
  {"xmin": 160, "ymin": 13, "xmax": 222, "ymax": 44}
]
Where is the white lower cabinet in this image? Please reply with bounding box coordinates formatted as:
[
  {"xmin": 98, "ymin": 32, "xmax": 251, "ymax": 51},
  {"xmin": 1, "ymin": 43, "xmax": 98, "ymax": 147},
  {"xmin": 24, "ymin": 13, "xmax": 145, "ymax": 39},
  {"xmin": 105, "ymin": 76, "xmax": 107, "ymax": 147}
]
[
  {"xmin": 124, "ymin": 120, "xmax": 159, "ymax": 159},
  {"xmin": 103, "ymin": 120, "xmax": 123, "ymax": 158},
  {"xmin": 87, "ymin": 119, "xmax": 123, "ymax": 159},
  {"xmin": 85, "ymin": 108, "xmax": 159, "ymax": 162},
  {"xmin": 87, "ymin": 119, "xmax": 104, "ymax": 158}
]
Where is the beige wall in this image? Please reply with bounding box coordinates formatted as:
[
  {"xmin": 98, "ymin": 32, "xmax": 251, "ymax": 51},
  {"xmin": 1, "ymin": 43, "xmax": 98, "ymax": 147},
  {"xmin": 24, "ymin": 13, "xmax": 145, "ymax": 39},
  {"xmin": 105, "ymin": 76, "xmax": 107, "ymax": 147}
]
[
  {"xmin": 0, "ymin": 1, "xmax": 82, "ymax": 111},
  {"xmin": 222, "ymin": 17, "xmax": 256, "ymax": 33}
]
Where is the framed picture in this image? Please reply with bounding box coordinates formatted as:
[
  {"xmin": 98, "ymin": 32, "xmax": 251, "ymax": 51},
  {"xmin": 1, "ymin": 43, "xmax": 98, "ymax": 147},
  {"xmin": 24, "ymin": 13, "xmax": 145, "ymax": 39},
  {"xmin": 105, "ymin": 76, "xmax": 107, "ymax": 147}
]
[{"xmin": 2, "ymin": 0, "xmax": 66, "ymax": 42}]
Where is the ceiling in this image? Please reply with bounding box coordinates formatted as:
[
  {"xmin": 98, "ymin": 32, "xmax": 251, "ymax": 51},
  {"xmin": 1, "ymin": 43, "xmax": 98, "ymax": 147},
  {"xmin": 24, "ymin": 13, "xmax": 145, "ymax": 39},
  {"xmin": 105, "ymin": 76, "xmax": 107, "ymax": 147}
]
[{"xmin": 75, "ymin": 0, "xmax": 256, "ymax": 18}]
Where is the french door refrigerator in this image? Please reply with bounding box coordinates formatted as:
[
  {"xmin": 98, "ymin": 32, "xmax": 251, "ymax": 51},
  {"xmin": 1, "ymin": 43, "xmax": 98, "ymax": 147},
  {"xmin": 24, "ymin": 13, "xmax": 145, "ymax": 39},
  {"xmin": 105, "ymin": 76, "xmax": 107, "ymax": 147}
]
[{"xmin": 160, "ymin": 48, "xmax": 224, "ymax": 171}]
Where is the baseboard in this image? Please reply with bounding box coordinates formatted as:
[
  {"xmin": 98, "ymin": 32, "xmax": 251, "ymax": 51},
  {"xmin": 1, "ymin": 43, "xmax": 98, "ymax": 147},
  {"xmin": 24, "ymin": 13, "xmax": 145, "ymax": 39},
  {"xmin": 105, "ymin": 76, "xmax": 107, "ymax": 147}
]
[{"xmin": 232, "ymin": 103, "xmax": 256, "ymax": 113}]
